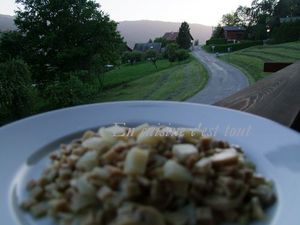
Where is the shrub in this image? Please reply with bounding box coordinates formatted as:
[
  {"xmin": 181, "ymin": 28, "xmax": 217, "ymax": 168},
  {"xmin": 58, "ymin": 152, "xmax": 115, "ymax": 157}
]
[
  {"xmin": 0, "ymin": 59, "xmax": 37, "ymax": 124},
  {"xmin": 206, "ymin": 38, "xmax": 227, "ymax": 45},
  {"xmin": 175, "ymin": 49, "xmax": 190, "ymax": 61},
  {"xmin": 122, "ymin": 51, "xmax": 144, "ymax": 65},
  {"xmin": 205, "ymin": 40, "xmax": 263, "ymax": 53},
  {"xmin": 43, "ymin": 75, "xmax": 95, "ymax": 109}
]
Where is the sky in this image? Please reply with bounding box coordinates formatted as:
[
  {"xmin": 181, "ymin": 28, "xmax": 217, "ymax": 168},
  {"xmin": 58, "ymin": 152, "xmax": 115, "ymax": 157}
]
[{"xmin": 0, "ymin": 0, "xmax": 253, "ymax": 26}]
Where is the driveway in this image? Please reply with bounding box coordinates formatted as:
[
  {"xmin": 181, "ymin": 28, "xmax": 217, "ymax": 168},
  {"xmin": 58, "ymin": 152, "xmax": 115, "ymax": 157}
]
[{"xmin": 186, "ymin": 47, "xmax": 249, "ymax": 104}]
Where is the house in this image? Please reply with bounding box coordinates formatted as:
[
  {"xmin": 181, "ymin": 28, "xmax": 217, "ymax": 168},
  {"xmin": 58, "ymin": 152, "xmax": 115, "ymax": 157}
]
[
  {"xmin": 280, "ymin": 16, "xmax": 300, "ymax": 23},
  {"xmin": 223, "ymin": 26, "xmax": 246, "ymax": 41},
  {"xmin": 162, "ymin": 32, "xmax": 194, "ymax": 42},
  {"xmin": 133, "ymin": 43, "xmax": 162, "ymax": 52}
]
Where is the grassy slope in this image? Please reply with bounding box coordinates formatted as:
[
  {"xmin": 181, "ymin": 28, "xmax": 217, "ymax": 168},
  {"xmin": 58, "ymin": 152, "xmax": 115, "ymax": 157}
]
[
  {"xmin": 103, "ymin": 59, "xmax": 173, "ymax": 88},
  {"xmin": 95, "ymin": 57, "xmax": 208, "ymax": 102},
  {"xmin": 219, "ymin": 41, "xmax": 300, "ymax": 81}
]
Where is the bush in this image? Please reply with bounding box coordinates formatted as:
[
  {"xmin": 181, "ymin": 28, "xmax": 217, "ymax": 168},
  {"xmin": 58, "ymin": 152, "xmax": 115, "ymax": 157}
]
[
  {"xmin": 43, "ymin": 75, "xmax": 95, "ymax": 109},
  {"xmin": 122, "ymin": 51, "xmax": 144, "ymax": 65},
  {"xmin": 206, "ymin": 38, "xmax": 227, "ymax": 45},
  {"xmin": 175, "ymin": 49, "xmax": 190, "ymax": 61},
  {"xmin": 0, "ymin": 59, "xmax": 37, "ymax": 124},
  {"xmin": 271, "ymin": 21, "xmax": 300, "ymax": 44},
  {"xmin": 205, "ymin": 40, "xmax": 263, "ymax": 53}
]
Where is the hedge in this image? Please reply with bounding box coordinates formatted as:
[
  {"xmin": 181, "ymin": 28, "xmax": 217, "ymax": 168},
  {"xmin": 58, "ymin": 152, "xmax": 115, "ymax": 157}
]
[
  {"xmin": 206, "ymin": 38, "xmax": 227, "ymax": 45},
  {"xmin": 205, "ymin": 40, "xmax": 263, "ymax": 53}
]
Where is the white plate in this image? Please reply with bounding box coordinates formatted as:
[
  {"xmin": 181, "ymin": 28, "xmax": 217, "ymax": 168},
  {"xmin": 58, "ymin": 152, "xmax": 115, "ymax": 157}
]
[{"xmin": 1, "ymin": 101, "xmax": 300, "ymax": 225}]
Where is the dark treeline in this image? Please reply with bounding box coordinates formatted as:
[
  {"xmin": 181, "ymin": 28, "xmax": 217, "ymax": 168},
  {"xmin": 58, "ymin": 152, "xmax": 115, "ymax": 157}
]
[{"xmin": 212, "ymin": 0, "xmax": 300, "ymax": 43}]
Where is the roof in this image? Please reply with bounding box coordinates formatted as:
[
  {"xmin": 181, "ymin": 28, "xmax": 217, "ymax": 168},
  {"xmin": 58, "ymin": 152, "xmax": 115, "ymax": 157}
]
[
  {"xmin": 163, "ymin": 31, "xmax": 194, "ymax": 41},
  {"xmin": 223, "ymin": 26, "xmax": 246, "ymax": 31},
  {"xmin": 133, "ymin": 43, "xmax": 162, "ymax": 52},
  {"xmin": 163, "ymin": 32, "xmax": 179, "ymax": 41}
]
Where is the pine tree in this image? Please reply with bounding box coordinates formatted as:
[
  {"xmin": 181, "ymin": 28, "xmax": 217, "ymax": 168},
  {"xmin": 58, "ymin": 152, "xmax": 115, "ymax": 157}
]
[{"xmin": 177, "ymin": 22, "xmax": 192, "ymax": 49}]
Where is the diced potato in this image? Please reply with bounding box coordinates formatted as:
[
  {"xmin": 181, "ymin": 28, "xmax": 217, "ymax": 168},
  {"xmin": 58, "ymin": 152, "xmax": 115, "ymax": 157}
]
[
  {"xmin": 76, "ymin": 151, "xmax": 98, "ymax": 171},
  {"xmin": 71, "ymin": 176, "xmax": 96, "ymax": 196},
  {"xmin": 172, "ymin": 144, "xmax": 198, "ymax": 161},
  {"xmin": 124, "ymin": 147, "xmax": 149, "ymax": 175},
  {"xmin": 136, "ymin": 127, "xmax": 163, "ymax": 145},
  {"xmin": 130, "ymin": 123, "xmax": 149, "ymax": 137},
  {"xmin": 163, "ymin": 160, "xmax": 192, "ymax": 182},
  {"xmin": 82, "ymin": 137, "xmax": 114, "ymax": 153},
  {"xmin": 194, "ymin": 158, "xmax": 212, "ymax": 172},
  {"xmin": 98, "ymin": 125, "xmax": 127, "ymax": 139},
  {"xmin": 97, "ymin": 186, "xmax": 113, "ymax": 201},
  {"xmin": 211, "ymin": 148, "xmax": 238, "ymax": 166}
]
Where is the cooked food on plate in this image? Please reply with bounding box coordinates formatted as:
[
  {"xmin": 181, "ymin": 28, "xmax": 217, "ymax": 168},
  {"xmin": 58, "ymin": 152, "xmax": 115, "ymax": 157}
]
[{"xmin": 21, "ymin": 124, "xmax": 276, "ymax": 225}]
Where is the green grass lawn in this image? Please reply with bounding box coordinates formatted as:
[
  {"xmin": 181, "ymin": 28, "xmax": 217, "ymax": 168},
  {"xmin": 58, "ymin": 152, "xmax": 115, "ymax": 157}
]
[
  {"xmin": 103, "ymin": 59, "xmax": 174, "ymax": 88},
  {"xmin": 220, "ymin": 41, "xmax": 300, "ymax": 82},
  {"xmin": 95, "ymin": 57, "xmax": 208, "ymax": 102}
]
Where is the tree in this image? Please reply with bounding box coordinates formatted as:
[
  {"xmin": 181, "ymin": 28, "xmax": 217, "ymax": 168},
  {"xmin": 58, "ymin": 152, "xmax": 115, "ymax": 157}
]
[
  {"xmin": 0, "ymin": 59, "xmax": 37, "ymax": 122},
  {"xmin": 14, "ymin": 0, "xmax": 123, "ymax": 83},
  {"xmin": 148, "ymin": 39, "xmax": 153, "ymax": 43},
  {"xmin": 176, "ymin": 22, "xmax": 192, "ymax": 49},
  {"xmin": 274, "ymin": 0, "xmax": 300, "ymax": 17},
  {"xmin": 0, "ymin": 31, "xmax": 25, "ymax": 62},
  {"xmin": 211, "ymin": 24, "xmax": 224, "ymax": 38},
  {"xmin": 221, "ymin": 12, "xmax": 240, "ymax": 26},
  {"xmin": 236, "ymin": 6, "xmax": 255, "ymax": 27},
  {"xmin": 146, "ymin": 49, "xmax": 158, "ymax": 69},
  {"xmin": 166, "ymin": 43, "xmax": 179, "ymax": 62}
]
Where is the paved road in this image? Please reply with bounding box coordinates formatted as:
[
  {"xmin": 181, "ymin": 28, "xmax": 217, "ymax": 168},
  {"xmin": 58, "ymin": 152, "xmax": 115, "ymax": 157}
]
[{"xmin": 186, "ymin": 47, "xmax": 249, "ymax": 104}]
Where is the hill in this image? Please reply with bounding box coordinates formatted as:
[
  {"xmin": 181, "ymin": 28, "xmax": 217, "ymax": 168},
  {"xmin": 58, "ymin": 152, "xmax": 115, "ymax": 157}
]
[
  {"xmin": 0, "ymin": 14, "xmax": 212, "ymax": 47},
  {"xmin": 118, "ymin": 20, "xmax": 212, "ymax": 48},
  {"xmin": 220, "ymin": 41, "xmax": 300, "ymax": 82},
  {"xmin": 0, "ymin": 14, "xmax": 16, "ymax": 31}
]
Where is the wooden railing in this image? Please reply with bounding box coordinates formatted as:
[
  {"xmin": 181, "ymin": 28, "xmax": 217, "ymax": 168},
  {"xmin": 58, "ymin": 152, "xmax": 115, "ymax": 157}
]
[{"xmin": 214, "ymin": 61, "xmax": 300, "ymax": 131}]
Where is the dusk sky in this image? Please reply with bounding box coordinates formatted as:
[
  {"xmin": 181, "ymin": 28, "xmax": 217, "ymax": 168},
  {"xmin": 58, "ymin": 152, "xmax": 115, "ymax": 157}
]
[{"xmin": 1, "ymin": 0, "xmax": 253, "ymax": 26}]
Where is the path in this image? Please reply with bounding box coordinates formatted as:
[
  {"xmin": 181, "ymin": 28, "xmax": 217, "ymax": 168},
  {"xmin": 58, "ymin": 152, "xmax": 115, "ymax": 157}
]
[{"xmin": 187, "ymin": 47, "xmax": 249, "ymax": 104}]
